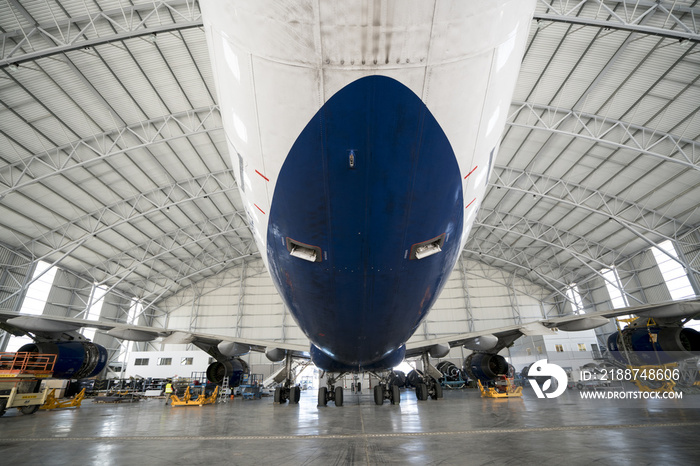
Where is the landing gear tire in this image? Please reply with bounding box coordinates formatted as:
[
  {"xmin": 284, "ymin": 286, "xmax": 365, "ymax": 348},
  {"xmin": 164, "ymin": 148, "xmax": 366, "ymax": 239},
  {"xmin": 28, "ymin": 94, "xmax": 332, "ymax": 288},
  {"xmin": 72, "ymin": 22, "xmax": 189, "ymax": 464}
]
[
  {"xmin": 374, "ymin": 385, "xmax": 385, "ymax": 405},
  {"xmin": 274, "ymin": 387, "xmax": 286, "ymax": 404},
  {"xmin": 19, "ymin": 405, "xmax": 39, "ymax": 415},
  {"xmin": 391, "ymin": 384, "xmax": 401, "ymax": 405},
  {"xmin": 290, "ymin": 386, "xmax": 301, "ymax": 404},
  {"xmin": 318, "ymin": 387, "xmax": 328, "ymax": 406},
  {"xmin": 431, "ymin": 382, "xmax": 443, "ymax": 400},
  {"xmin": 334, "ymin": 386, "xmax": 344, "ymax": 407},
  {"xmin": 416, "ymin": 383, "xmax": 428, "ymax": 401}
]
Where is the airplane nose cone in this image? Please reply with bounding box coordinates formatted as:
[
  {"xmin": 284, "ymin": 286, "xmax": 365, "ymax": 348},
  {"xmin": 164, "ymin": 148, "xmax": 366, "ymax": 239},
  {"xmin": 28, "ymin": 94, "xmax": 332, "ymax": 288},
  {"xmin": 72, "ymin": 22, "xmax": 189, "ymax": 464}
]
[{"xmin": 267, "ymin": 76, "xmax": 463, "ymax": 368}]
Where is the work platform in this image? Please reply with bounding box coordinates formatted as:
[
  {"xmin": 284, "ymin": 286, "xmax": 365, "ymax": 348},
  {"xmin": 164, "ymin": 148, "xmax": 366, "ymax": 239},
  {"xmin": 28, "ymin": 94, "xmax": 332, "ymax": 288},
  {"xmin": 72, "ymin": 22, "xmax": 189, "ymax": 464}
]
[{"xmin": 0, "ymin": 352, "xmax": 56, "ymax": 416}]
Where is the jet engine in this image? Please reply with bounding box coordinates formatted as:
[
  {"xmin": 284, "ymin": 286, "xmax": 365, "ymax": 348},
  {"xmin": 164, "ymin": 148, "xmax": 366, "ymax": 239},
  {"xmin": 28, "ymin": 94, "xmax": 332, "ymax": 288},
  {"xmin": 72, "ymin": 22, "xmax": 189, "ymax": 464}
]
[
  {"xmin": 18, "ymin": 341, "xmax": 108, "ymax": 379},
  {"xmin": 607, "ymin": 326, "xmax": 700, "ymax": 366},
  {"xmin": 436, "ymin": 361, "xmax": 461, "ymax": 381},
  {"xmin": 205, "ymin": 357, "xmax": 249, "ymax": 387},
  {"xmin": 464, "ymin": 352, "xmax": 508, "ymax": 382}
]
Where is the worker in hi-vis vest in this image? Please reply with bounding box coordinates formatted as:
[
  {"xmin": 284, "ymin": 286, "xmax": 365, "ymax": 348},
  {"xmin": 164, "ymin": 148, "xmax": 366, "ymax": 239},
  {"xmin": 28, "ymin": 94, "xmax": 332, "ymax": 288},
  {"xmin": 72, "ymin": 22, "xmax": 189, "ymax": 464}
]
[{"xmin": 165, "ymin": 381, "xmax": 173, "ymax": 405}]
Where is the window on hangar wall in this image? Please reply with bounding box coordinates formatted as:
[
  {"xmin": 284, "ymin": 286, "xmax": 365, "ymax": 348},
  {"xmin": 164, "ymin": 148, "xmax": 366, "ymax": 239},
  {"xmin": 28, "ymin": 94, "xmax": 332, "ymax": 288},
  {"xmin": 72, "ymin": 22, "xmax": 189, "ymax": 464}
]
[
  {"xmin": 566, "ymin": 284, "xmax": 585, "ymax": 314},
  {"xmin": 651, "ymin": 240, "xmax": 695, "ymax": 301},
  {"xmin": 81, "ymin": 284, "xmax": 108, "ymax": 342},
  {"xmin": 5, "ymin": 261, "xmax": 58, "ymax": 352},
  {"xmin": 602, "ymin": 267, "xmax": 628, "ymax": 309}
]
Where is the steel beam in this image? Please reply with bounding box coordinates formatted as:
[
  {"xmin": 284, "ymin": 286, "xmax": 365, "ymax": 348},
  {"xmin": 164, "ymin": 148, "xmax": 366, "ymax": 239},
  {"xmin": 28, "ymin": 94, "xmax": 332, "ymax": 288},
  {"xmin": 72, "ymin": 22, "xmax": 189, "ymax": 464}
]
[
  {"xmin": 507, "ymin": 102, "xmax": 700, "ymax": 172},
  {"xmin": 535, "ymin": 0, "xmax": 700, "ymax": 42},
  {"xmin": 84, "ymin": 212, "xmax": 250, "ymax": 284},
  {"xmin": 477, "ymin": 208, "xmax": 624, "ymax": 267},
  {"xmin": 0, "ymin": 171, "xmax": 239, "ymax": 308},
  {"xmin": 461, "ymin": 247, "xmax": 571, "ymax": 302},
  {"xmin": 474, "ymin": 213, "xmax": 643, "ymax": 305},
  {"xmin": 85, "ymin": 217, "xmax": 253, "ymax": 303},
  {"xmin": 0, "ymin": 106, "xmax": 221, "ymax": 199},
  {"xmin": 491, "ymin": 167, "xmax": 699, "ymax": 260},
  {"xmin": 1, "ymin": 0, "xmax": 202, "ymax": 67}
]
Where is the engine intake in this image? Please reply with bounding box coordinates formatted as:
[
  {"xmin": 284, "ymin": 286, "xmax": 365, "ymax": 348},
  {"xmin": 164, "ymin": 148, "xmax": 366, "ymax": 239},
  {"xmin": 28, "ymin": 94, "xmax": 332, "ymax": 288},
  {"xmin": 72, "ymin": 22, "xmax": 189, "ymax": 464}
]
[
  {"xmin": 607, "ymin": 326, "xmax": 700, "ymax": 365},
  {"xmin": 464, "ymin": 352, "xmax": 508, "ymax": 382},
  {"xmin": 206, "ymin": 357, "xmax": 249, "ymax": 387},
  {"xmin": 18, "ymin": 341, "xmax": 108, "ymax": 379}
]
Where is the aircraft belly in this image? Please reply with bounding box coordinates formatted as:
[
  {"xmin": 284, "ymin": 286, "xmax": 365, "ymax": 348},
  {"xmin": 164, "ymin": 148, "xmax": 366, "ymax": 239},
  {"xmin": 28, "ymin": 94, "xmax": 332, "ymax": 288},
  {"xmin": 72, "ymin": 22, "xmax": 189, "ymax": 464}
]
[{"xmin": 267, "ymin": 76, "xmax": 463, "ymax": 369}]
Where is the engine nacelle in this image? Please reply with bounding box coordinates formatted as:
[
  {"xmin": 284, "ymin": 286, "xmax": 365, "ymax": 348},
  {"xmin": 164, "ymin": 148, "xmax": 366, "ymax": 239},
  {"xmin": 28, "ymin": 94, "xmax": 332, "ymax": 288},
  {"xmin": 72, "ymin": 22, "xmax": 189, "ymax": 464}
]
[
  {"xmin": 205, "ymin": 357, "xmax": 249, "ymax": 387},
  {"xmin": 428, "ymin": 344, "xmax": 450, "ymax": 359},
  {"xmin": 464, "ymin": 352, "xmax": 508, "ymax": 382},
  {"xmin": 389, "ymin": 370, "xmax": 406, "ymax": 388},
  {"xmin": 607, "ymin": 326, "xmax": 700, "ymax": 366},
  {"xmin": 265, "ymin": 348, "xmax": 287, "ymax": 363},
  {"xmin": 406, "ymin": 369, "xmax": 424, "ymax": 388},
  {"xmin": 19, "ymin": 341, "xmax": 108, "ymax": 379}
]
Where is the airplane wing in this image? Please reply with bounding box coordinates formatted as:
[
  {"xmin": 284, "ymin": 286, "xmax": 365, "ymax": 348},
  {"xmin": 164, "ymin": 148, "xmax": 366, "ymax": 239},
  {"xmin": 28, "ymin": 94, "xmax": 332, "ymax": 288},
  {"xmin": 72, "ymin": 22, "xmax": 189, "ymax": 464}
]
[
  {"xmin": 2, "ymin": 297, "xmax": 698, "ymax": 363},
  {"xmin": 0, "ymin": 309, "xmax": 309, "ymax": 359},
  {"xmin": 405, "ymin": 297, "xmax": 700, "ymax": 358}
]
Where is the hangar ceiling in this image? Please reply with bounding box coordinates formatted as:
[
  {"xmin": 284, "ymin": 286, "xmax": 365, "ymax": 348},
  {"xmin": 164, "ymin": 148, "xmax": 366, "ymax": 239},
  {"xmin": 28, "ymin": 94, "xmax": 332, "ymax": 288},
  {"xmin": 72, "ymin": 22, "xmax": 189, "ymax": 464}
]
[{"xmin": 0, "ymin": 0, "xmax": 699, "ymax": 315}]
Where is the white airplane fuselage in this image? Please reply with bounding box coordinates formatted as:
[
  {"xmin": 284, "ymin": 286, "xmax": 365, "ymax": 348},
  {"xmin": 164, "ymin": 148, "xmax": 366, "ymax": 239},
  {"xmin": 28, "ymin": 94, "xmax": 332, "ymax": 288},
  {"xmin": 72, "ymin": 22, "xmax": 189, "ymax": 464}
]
[{"xmin": 201, "ymin": 0, "xmax": 535, "ymax": 371}]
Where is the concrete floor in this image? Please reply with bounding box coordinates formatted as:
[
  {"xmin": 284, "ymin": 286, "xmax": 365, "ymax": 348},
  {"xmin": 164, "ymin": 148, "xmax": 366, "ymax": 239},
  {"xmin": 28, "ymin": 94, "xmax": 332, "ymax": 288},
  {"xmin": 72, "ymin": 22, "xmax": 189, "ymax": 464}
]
[{"xmin": 1, "ymin": 387, "xmax": 699, "ymax": 465}]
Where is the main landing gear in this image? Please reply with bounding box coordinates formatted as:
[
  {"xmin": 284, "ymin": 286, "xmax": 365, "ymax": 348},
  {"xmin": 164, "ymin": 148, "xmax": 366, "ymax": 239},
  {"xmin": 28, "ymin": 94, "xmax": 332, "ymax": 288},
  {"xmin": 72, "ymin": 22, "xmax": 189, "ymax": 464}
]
[
  {"xmin": 317, "ymin": 372, "xmax": 346, "ymax": 407},
  {"xmin": 414, "ymin": 352, "xmax": 444, "ymax": 401},
  {"xmin": 273, "ymin": 352, "xmax": 302, "ymax": 405},
  {"xmin": 371, "ymin": 371, "xmax": 402, "ymax": 405},
  {"xmin": 374, "ymin": 371, "xmax": 401, "ymax": 405}
]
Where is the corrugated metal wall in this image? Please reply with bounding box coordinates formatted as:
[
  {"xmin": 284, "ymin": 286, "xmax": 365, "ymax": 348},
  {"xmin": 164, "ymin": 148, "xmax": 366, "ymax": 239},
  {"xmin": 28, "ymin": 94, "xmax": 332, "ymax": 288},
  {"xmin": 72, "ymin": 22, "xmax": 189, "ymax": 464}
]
[
  {"xmin": 620, "ymin": 249, "xmax": 672, "ymax": 304},
  {"xmin": 160, "ymin": 258, "xmax": 307, "ymax": 346},
  {"xmin": 677, "ymin": 230, "xmax": 700, "ymax": 295},
  {"xmin": 0, "ymin": 244, "xmax": 32, "ymax": 314}
]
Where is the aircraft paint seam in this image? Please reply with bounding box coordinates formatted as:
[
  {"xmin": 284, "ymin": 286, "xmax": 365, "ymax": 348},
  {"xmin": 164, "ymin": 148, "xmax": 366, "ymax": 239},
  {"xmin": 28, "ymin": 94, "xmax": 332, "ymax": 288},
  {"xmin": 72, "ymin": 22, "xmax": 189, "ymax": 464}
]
[{"xmin": 11, "ymin": 421, "xmax": 700, "ymax": 441}]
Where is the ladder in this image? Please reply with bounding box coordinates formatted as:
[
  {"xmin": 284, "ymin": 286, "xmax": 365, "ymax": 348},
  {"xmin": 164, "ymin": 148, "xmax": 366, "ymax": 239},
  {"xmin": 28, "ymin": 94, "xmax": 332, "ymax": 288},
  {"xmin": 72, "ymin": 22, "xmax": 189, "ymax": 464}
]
[{"xmin": 218, "ymin": 376, "xmax": 230, "ymax": 403}]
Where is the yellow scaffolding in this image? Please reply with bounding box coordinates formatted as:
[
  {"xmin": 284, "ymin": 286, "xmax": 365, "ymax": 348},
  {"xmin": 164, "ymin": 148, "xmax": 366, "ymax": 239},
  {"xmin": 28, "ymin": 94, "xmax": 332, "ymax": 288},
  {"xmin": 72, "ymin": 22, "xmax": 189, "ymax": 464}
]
[
  {"xmin": 41, "ymin": 388, "xmax": 86, "ymax": 410},
  {"xmin": 170, "ymin": 385, "xmax": 219, "ymax": 407}
]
